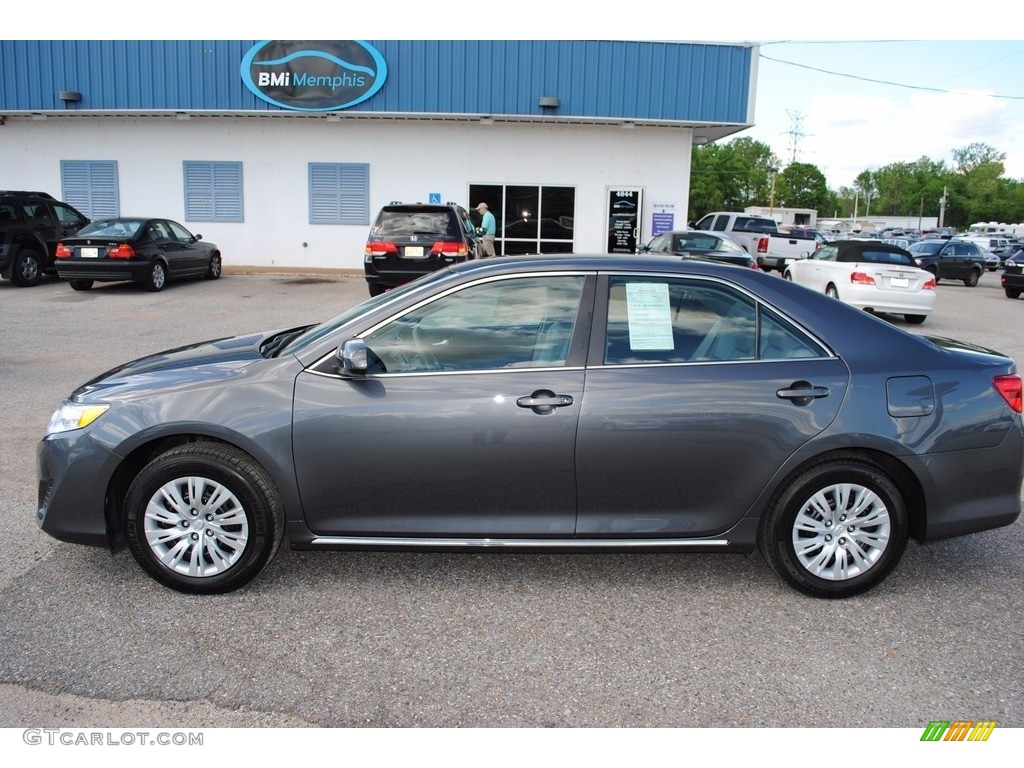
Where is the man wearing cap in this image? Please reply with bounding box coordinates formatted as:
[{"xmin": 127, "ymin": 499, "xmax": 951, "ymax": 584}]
[{"xmin": 475, "ymin": 202, "xmax": 497, "ymax": 257}]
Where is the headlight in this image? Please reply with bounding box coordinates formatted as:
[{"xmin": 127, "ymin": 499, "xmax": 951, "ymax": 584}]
[{"xmin": 45, "ymin": 402, "xmax": 110, "ymax": 435}]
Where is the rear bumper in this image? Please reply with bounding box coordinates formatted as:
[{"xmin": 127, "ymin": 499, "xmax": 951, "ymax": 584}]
[{"xmin": 55, "ymin": 260, "xmax": 150, "ymax": 282}]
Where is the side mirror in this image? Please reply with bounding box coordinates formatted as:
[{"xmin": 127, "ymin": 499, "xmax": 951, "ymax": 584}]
[
  {"xmin": 193, "ymin": 234, "xmax": 203, "ymax": 242},
  {"xmin": 337, "ymin": 339, "xmax": 369, "ymax": 375}
]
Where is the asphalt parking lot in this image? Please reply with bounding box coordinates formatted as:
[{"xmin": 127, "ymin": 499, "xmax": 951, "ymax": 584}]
[{"xmin": 1, "ymin": 267, "xmax": 1022, "ymax": 728}]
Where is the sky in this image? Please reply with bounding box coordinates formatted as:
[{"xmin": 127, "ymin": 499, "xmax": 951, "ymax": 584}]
[
  {"xmin": 742, "ymin": 39, "xmax": 1024, "ymax": 190},
  {"xmin": 11, "ymin": 3, "xmax": 1024, "ymax": 195}
]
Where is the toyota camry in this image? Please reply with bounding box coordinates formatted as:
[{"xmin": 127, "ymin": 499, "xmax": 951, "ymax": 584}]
[{"xmin": 37, "ymin": 255, "xmax": 1023, "ymax": 598}]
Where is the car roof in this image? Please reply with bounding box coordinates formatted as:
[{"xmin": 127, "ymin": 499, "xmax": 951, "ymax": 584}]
[{"xmin": 832, "ymin": 240, "xmax": 911, "ymax": 256}]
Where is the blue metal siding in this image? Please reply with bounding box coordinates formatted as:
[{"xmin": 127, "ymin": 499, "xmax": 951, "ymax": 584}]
[{"xmin": 1, "ymin": 40, "xmax": 752, "ymax": 124}]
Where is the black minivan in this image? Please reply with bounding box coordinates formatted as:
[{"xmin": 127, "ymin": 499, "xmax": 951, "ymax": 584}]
[{"xmin": 363, "ymin": 201, "xmax": 479, "ymax": 296}]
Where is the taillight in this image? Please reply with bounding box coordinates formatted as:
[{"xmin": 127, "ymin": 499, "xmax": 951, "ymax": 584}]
[
  {"xmin": 55, "ymin": 243, "xmax": 72, "ymax": 259},
  {"xmin": 756, "ymin": 237, "xmax": 768, "ymax": 254},
  {"xmin": 107, "ymin": 244, "xmax": 135, "ymax": 259},
  {"xmin": 430, "ymin": 241, "xmax": 468, "ymax": 256},
  {"xmin": 365, "ymin": 241, "xmax": 398, "ymax": 255},
  {"xmin": 851, "ymin": 271, "xmax": 876, "ymax": 285},
  {"xmin": 993, "ymin": 374, "xmax": 1023, "ymax": 414},
  {"xmin": 923, "ymin": 277, "xmax": 936, "ymax": 290}
]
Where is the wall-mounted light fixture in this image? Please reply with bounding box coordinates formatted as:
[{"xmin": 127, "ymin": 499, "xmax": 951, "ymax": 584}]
[
  {"xmin": 538, "ymin": 96, "xmax": 560, "ymax": 109},
  {"xmin": 479, "ymin": 116, "xmax": 494, "ymax": 125},
  {"xmin": 326, "ymin": 114, "xmax": 341, "ymax": 123},
  {"xmin": 693, "ymin": 136, "xmax": 710, "ymax": 146},
  {"xmin": 175, "ymin": 112, "xmax": 191, "ymax": 121},
  {"xmin": 59, "ymin": 90, "xmax": 82, "ymax": 103},
  {"xmin": 621, "ymin": 121, "xmax": 636, "ymax": 130}
]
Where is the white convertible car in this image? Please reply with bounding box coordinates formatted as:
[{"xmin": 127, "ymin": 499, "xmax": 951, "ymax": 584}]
[{"xmin": 784, "ymin": 240, "xmax": 936, "ymax": 324}]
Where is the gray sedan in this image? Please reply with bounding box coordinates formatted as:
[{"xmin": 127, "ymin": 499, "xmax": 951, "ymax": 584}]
[{"xmin": 37, "ymin": 255, "xmax": 1024, "ymax": 598}]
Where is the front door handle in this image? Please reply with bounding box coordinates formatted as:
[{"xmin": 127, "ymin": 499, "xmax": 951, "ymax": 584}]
[{"xmin": 517, "ymin": 390, "xmax": 574, "ymax": 415}]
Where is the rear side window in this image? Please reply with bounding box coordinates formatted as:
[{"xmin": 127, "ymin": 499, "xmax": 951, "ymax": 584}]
[{"xmin": 604, "ymin": 276, "xmax": 825, "ymax": 365}]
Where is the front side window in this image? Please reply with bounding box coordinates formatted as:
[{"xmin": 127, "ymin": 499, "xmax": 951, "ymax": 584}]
[{"xmin": 363, "ymin": 276, "xmax": 586, "ymax": 374}]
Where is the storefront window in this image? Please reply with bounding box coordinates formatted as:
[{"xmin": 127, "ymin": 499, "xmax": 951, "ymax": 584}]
[{"xmin": 469, "ymin": 184, "xmax": 575, "ymax": 256}]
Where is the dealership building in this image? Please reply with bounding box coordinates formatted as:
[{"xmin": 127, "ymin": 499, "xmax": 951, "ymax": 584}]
[{"xmin": 0, "ymin": 40, "xmax": 758, "ymax": 272}]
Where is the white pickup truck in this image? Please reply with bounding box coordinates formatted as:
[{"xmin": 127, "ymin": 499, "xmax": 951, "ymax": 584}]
[{"xmin": 693, "ymin": 212, "xmax": 820, "ymax": 272}]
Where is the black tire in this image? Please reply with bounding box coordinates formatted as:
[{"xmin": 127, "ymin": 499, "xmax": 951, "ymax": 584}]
[
  {"xmin": 757, "ymin": 455, "xmax": 909, "ymax": 598},
  {"xmin": 205, "ymin": 253, "xmax": 222, "ymax": 280},
  {"xmin": 368, "ymin": 283, "xmax": 385, "ymax": 297},
  {"xmin": 964, "ymin": 269, "xmax": 980, "ymax": 287},
  {"xmin": 926, "ymin": 267, "xmax": 939, "ymax": 284},
  {"xmin": 124, "ymin": 443, "xmax": 285, "ymax": 594},
  {"xmin": 68, "ymin": 279, "xmax": 94, "ymax": 291},
  {"xmin": 10, "ymin": 246, "xmax": 43, "ymax": 287},
  {"xmin": 1005, "ymin": 287, "xmax": 1021, "ymax": 299},
  {"xmin": 904, "ymin": 314, "xmax": 926, "ymax": 325},
  {"xmin": 145, "ymin": 261, "xmax": 167, "ymax": 292},
  {"xmin": 783, "ymin": 270, "xmax": 793, "ymax": 280},
  {"xmin": 825, "ymin": 284, "xmax": 839, "ymax": 299}
]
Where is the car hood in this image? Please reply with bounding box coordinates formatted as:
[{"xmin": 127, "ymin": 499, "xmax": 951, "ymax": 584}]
[{"xmin": 70, "ymin": 328, "xmax": 296, "ymax": 400}]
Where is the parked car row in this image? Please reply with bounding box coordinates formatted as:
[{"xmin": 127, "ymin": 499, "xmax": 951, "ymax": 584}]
[{"xmin": 1, "ymin": 190, "xmax": 222, "ymax": 292}]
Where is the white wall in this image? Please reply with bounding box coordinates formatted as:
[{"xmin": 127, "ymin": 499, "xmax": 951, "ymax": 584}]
[{"xmin": 2, "ymin": 116, "xmax": 694, "ymax": 271}]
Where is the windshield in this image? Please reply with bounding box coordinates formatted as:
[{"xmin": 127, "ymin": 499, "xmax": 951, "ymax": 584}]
[
  {"xmin": 909, "ymin": 242, "xmax": 943, "ymax": 255},
  {"xmin": 281, "ymin": 268, "xmax": 461, "ymax": 356}
]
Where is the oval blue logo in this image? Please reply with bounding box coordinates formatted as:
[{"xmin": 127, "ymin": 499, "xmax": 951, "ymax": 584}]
[{"xmin": 241, "ymin": 40, "xmax": 387, "ymax": 112}]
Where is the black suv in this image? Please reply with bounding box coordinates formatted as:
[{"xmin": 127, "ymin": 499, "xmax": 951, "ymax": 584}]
[
  {"xmin": 363, "ymin": 201, "xmax": 479, "ymax": 296},
  {"xmin": 0, "ymin": 191, "xmax": 90, "ymax": 286},
  {"xmin": 907, "ymin": 239, "xmax": 987, "ymax": 287}
]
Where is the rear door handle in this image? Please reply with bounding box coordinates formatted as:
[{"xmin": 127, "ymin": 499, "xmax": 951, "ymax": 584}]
[{"xmin": 777, "ymin": 383, "xmax": 830, "ymax": 406}]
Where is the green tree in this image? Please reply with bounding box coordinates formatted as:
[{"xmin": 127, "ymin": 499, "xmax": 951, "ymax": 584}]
[{"xmin": 776, "ymin": 162, "xmax": 830, "ymax": 210}]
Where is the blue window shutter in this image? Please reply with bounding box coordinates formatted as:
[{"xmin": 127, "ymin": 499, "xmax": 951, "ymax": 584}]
[
  {"xmin": 309, "ymin": 163, "xmax": 369, "ymax": 225},
  {"xmin": 60, "ymin": 160, "xmax": 119, "ymax": 219},
  {"xmin": 184, "ymin": 161, "xmax": 243, "ymax": 222}
]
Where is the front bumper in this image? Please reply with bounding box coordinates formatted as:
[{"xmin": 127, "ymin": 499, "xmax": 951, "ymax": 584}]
[{"xmin": 37, "ymin": 430, "xmax": 120, "ymax": 547}]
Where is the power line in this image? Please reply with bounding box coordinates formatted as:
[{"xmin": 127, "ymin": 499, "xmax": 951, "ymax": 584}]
[{"xmin": 757, "ymin": 52, "xmax": 1024, "ymax": 100}]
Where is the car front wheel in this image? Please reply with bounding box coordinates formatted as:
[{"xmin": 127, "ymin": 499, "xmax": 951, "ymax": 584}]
[
  {"xmin": 758, "ymin": 455, "xmax": 909, "ymax": 598},
  {"xmin": 124, "ymin": 443, "xmax": 285, "ymax": 594},
  {"xmin": 205, "ymin": 253, "xmax": 222, "ymax": 279}
]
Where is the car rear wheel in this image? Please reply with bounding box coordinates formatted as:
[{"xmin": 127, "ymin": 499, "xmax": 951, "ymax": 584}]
[
  {"xmin": 904, "ymin": 314, "xmax": 926, "ymax": 324},
  {"xmin": 368, "ymin": 283, "xmax": 385, "ymax": 297},
  {"xmin": 1005, "ymin": 287, "xmax": 1021, "ymax": 299},
  {"xmin": 145, "ymin": 261, "xmax": 167, "ymax": 292},
  {"xmin": 964, "ymin": 270, "xmax": 980, "ymax": 287},
  {"xmin": 68, "ymin": 279, "xmax": 94, "ymax": 291},
  {"xmin": 205, "ymin": 253, "xmax": 222, "ymax": 280},
  {"xmin": 10, "ymin": 246, "xmax": 43, "ymax": 287},
  {"xmin": 758, "ymin": 455, "xmax": 909, "ymax": 598},
  {"xmin": 825, "ymin": 284, "xmax": 839, "ymax": 299},
  {"xmin": 124, "ymin": 443, "xmax": 285, "ymax": 594}
]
